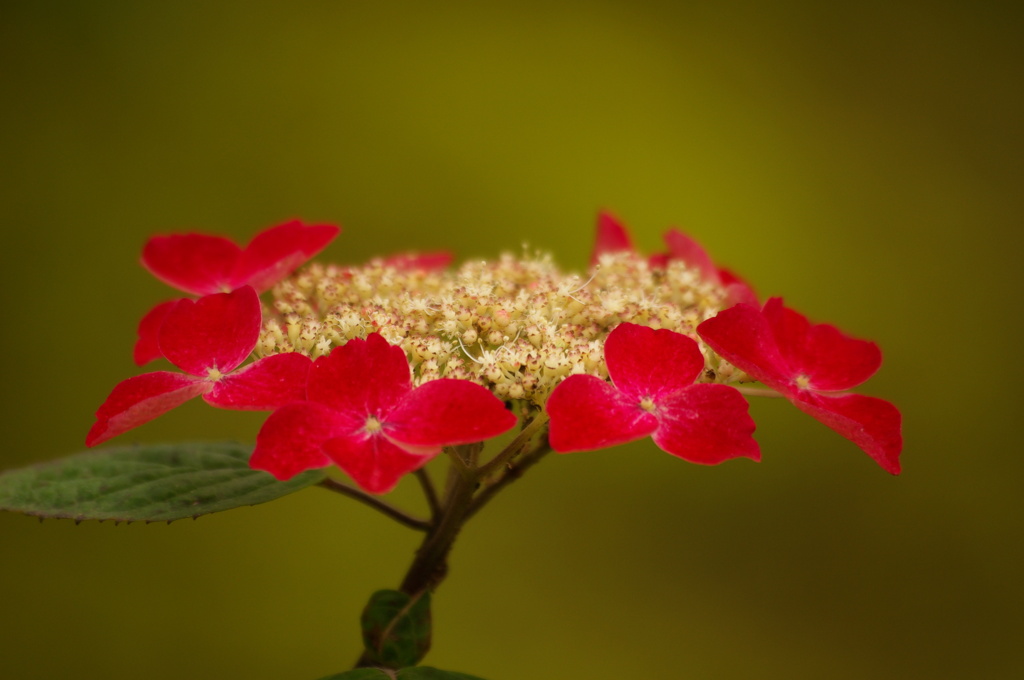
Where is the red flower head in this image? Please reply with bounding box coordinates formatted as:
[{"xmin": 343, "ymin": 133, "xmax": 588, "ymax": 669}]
[
  {"xmin": 588, "ymin": 211, "xmax": 757, "ymax": 306},
  {"xmin": 134, "ymin": 220, "xmax": 340, "ymax": 365},
  {"xmin": 250, "ymin": 333, "xmax": 518, "ymax": 493},
  {"xmin": 546, "ymin": 323, "xmax": 760, "ymax": 464},
  {"xmin": 697, "ymin": 298, "xmax": 903, "ymax": 473},
  {"xmin": 87, "ymin": 286, "xmax": 311, "ymax": 447}
]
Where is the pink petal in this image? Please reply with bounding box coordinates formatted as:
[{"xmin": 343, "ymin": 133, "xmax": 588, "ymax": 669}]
[
  {"xmin": 697, "ymin": 303, "xmax": 794, "ymax": 392},
  {"xmin": 250, "ymin": 402, "xmax": 341, "ymax": 480},
  {"xmin": 322, "ymin": 432, "xmax": 434, "ymax": 494},
  {"xmin": 763, "ymin": 298, "xmax": 882, "ymax": 391},
  {"xmin": 384, "ymin": 379, "xmax": 517, "ymax": 449},
  {"xmin": 651, "ymin": 384, "xmax": 760, "ymax": 464},
  {"xmin": 307, "ymin": 333, "xmax": 412, "ymax": 416},
  {"xmin": 381, "ymin": 252, "xmax": 454, "ymax": 271},
  {"xmin": 790, "ymin": 392, "xmax": 903, "ymax": 474},
  {"xmin": 230, "ymin": 220, "xmax": 340, "ymax": 292},
  {"xmin": 604, "ymin": 323, "xmax": 705, "ymax": 400},
  {"xmin": 141, "ymin": 233, "xmax": 242, "ymax": 295},
  {"xmin": 590, "ymin": 211, "xmax": 636, "ymax": 265},
  {"xmin": 205, "ymin": 352, "xmax": 312, "ymax": 409},
  {"xmin": 661, "ymin": 228, "xmax": 719, "ymax": 282},
  {"xmin": 133, "ymin": 299, "xmax": 180, "ymax": 366},
  {"xmin": 546, "ymin": 374, "xmax": 658, "ymax": 452},
  {"xmin": 86, "ymin": 372, "xmax": 211, "ymax": 446},
  {"xmin": 718, "ymin": 268, "xmax": 759, "ymax": 307},
  {"xmin": 158, "ymin": 286, "xmax": 262, "ymax": 376}
]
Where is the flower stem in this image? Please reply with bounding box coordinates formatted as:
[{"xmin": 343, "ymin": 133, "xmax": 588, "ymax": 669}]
[
  {"xmin": 317, "ymin": 477, "xmax": 431, "ymax": 531},
  {"xmin": 733, "ymin": 386, "xmax": 785, "ymax": 398},
  {"xmin": 415, "ymin": 468, "xmax": 441, "ymax": 520},
  {"xmin": 353, "ymin": 416, "xmax": 552, "ymax": 669}
]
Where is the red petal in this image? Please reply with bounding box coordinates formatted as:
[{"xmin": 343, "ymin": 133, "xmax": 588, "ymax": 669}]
[
  {"xmin": 205, "ymin": 352, "xmax": 312, "ymax": 409},
  {"xmin": 697, "ymin": 303, "xmax": 794, "ymax": 392},
  {"xmin": 133, "ymin": 299, "xmax": 180, "ymax": 366},
  {"xmin": 381, "ymin": 252, "xmax": 454, "ymax": 271},
  {"xmin": 141, "ymin": 233, "xmax": 242, "ymax": 295},
  {"xmin": 158, "ymin": 286, "xmax": 261, "ymax": 376},
  {"xmin": 546, "ymin": 374, "xmax": 658, "ymax": 452},
  {"xmin": 661, "ymin": 228, "xmax": 718, "ymax": 282},
  {"xmin": 763, "ymin": 298, "xmax": 882, "ymax": 391},
  {"xmin": 307, "ymin": 333, "xmax": 412, "ymax": 416},
  {"xmin": 651, "ymin": 384, "xmax": 760, "ymax": 464},
  {"xmin": 86, "ymin": 372, "xmax": 211, "ymax": 446},
  {"xmin": 604, "ymin": 323, "xmax": 705, "ymax": 399},
  {"xmin": 590, "ymin": 211, "xmax": 636, "ymax": 265},
  {"xmin": 231, "ymin": 220, "xmax": 340, "ymax": 292},
  {"xmin": 791, "ymin": 392, "xmax": 903, "ymax": 474},
  {"xmin": 718, "ymin": 268, "xmax": 759, "ymax": 307},
  {"xmin": 323, "ymin": 432, "xmax": 434, "ymax": 494},
  {"xmin": 383, "ymin": 379, "xmax": 517, "ymax": 449},
  {"xmin": 250, "ymin": 402, "xmax": 341, "ymax": 480}
]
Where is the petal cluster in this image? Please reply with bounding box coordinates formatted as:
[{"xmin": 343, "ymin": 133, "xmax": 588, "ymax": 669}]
[
  {"xmin": 546, "ymin": 323, "xmax": 759, "ymax": 464},
  {"xmin": 134, "ymin": 220, "xmax": 339, "ymax": 365},
  {"xmin": 250, "ymin": 333, "xmax": 518, "ymax": 493},
  {"xmin": 589, "ymin": 211, "xmax": 757, "ymax": 306},
  {"xmin": 697, "ymin": 298, "xmax": 903, "ymax": 473},
  {"xmin": 87, "ymin": 286, "xmax": 311, "ymax": 446}
]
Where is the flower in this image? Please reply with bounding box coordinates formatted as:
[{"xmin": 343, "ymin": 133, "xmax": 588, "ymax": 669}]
[
  {"xmin": 87, "ymin": 286, "xmax": 311, "ymax": 447},
  {"xmin": 590, "ymin": 211, "xmax": 757, "ymax": 306},
  {"xmin": 133, "ymin": 219, "xmax": 340, "ymax": 365},
  {"xmin": 589, "ymin": 211, "xmax": 636, "ymax": 266},
  {"xmin": 697, "ymin": 297, "xmax": 902, "ymax": 473},
  {"xmin": 650, "ymin": 228, "xmax": 758, "ymax": 307},
  {"xmin": 250, "ymin": 332, "xmax": 518, "ymax": 493},
  {"xmin": 546, "ymin": 322, "xmax": 759, "ymax": 464}
]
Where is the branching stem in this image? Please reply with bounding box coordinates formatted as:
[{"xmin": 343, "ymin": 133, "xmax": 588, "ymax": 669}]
[
  {"xmin": 734, "ymin": 386, "xmax": 785, "ymax": 398},
  {"xmin": 317, "ymin": 477, "xmax": 431, "ymax": 531}
]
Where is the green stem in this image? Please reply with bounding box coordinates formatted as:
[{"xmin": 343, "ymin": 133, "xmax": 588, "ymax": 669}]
[
  {"xmin": 733, "ymin": 386, "xmax": 786, "ymax": 398},
  {"xmin": 317, "ymin": 478, "xmax": 431, "ymax": 532},
  {"xmin": 353, "ymin": 415, "xmax": 551, "ymax": 669}
]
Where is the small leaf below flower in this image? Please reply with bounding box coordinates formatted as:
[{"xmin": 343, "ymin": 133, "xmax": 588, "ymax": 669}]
[
  {"xmin": 0, "ymin": 441, "xmax": 325, "ymax": 522},
  {"xmin": 361, "ymin": 589, "xmax": 433, "ymax": 669}
]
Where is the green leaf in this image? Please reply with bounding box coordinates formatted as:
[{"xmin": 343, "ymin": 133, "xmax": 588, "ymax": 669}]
[
  {"xmin": 316, "ymin": 668, "xmax": 487, "ymax": 680},
  {"xmin": 360, "ymin": 589, "xmax": 433, "ymax": 669},
  {"xmin": 0, "ymin": 441, "xmax": 325, "ymax": 522}
]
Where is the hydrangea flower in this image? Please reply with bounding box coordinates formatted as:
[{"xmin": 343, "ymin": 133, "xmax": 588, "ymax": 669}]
[
  {"xmin": 87, "ymin": 286, "xmax": 311, "ymax": 446},
  {"xmin": 697, "ymin": 298, "xmax": 903, "ymax": 473},
  {"xmin": 250, "ymin": 333, "xmax": 518, "ymax": 493},
  {"xmin": 545, "ymin": 322, "xmax": 759, "ymax": 464},
  {"xmin": 590, "ymin": 211, "xmax": 757, "ymax": 306},
  {"xmin": 134, "ymin": 220, "xmax": 339, "ymax": 365}
]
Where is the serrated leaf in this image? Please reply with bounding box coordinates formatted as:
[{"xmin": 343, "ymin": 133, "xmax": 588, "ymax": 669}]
[
  {"xmin": 316, "ymin": 667, "xmax": 487, "ymax": 680},
  {"xmin": 0, "ymin": 441, "xmax": 325, "ymax": 522},
  {"xmin": 361, "ymin": 589, "xmax": 433, "ymax": 668}
]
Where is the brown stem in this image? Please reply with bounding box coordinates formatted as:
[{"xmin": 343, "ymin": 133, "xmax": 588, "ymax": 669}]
[
  {"xmin": 318, "ymin": 477, "xmax": 431, "ymax": 531},
  {"xmin": 353, "ymin": 416, "xmax": 551, "ymax": 669}
]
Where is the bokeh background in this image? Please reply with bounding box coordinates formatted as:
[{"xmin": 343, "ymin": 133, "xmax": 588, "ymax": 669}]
[{"xmin": 2, "ymin": 2, "xmax": 1021, "ymax": 679}]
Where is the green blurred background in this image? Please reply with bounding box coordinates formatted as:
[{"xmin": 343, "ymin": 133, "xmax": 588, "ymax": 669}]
[{"xmin": 2, "ymin": 2, "xmax": 1021, "ymax": 678}]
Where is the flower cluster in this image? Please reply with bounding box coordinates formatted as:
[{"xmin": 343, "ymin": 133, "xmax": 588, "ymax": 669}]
[{"xmin": 87, "ymin": 213, "xmax": 903, "ymax": 495}]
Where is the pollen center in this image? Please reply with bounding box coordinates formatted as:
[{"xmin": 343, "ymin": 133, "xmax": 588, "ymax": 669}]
[
  {"xmin": 206, "ymin": 367, "xmax": 224, "ymax": 381},
  {"xmin": 639, "ymin": 396, "xmax": 657, "ymax": 413},
  {"xmin": 795, "ymin": 374, "xmax": 811, "ymax": 389},
  {"xmin": 363, "ymin": 416, "xmax": 383, "ymax": 435}
]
